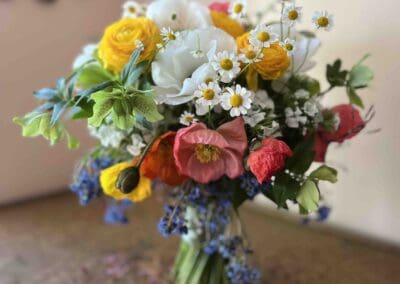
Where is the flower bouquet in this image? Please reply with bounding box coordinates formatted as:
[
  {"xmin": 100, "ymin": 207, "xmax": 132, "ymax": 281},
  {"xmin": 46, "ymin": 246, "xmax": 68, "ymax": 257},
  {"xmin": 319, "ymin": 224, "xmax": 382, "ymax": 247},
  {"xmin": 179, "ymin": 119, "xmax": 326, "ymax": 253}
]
[{"xmin": 14, "ymin": 0, "xmax": 374, "ymax": 283}]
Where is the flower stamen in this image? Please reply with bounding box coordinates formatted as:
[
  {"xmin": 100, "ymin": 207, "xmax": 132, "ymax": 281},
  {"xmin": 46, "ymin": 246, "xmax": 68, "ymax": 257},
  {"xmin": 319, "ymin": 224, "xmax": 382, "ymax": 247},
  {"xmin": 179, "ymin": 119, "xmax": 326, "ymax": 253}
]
[{"xmin": 195, "ymin": 144, "xmax": 220, "ymax": 163}]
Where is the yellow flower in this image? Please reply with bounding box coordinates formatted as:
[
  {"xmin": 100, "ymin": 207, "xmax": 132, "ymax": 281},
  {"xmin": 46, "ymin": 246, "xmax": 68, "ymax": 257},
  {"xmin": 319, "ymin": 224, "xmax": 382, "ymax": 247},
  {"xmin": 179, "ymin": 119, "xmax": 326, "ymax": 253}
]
[
  {"xmin": 98, "ymin": 18, "xmax": 162, "ymax": 74},
  {"xmin": 237, "ymin": 33, "xmax": 290, "ymax": 80},
  {"xmin": 210, "ymin": 11, "xmax": 245, "ymax": 38},
  {"xmin": 100, "ymin": 162, "xmax": 152, "ymax": 202}
]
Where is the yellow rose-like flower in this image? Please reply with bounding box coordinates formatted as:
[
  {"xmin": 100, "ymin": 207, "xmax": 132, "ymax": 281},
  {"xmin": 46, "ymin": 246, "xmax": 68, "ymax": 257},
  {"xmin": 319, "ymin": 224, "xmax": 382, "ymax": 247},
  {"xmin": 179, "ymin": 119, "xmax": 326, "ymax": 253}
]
[
  {"xmin": 100, "ymin": 162, "xmax": 152, "ymax": 202},
  {"xmin": 210, "ymin": 11, "xmax": 245, "ymax": 38},
  {"xmin": 98, "ymin": 18, "xmax": 162, "ymax": 74},
  {"xmin": 237, "ymin": 33, "xmax": 290, "ymax": 80}
]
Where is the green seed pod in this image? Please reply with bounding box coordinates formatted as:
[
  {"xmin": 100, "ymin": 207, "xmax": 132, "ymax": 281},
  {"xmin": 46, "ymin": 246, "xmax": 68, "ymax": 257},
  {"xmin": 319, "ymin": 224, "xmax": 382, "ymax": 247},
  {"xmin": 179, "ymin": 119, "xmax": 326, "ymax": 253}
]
[{"xmin": 115, "ymin": 166, "xmax": 140, "ymax": 194}]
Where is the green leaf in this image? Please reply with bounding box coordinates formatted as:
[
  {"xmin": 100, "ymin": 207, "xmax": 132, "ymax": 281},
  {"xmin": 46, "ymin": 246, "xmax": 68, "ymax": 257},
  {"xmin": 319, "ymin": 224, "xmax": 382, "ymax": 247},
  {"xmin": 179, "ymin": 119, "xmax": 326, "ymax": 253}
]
[
  {"xmin": 121, "ymin": 47, "xmax": 144, "ymax": 84},
  {"xmin": 66, "ymin": 132, "xmax": 80, "ymax": 150},
  {"xmin": 309, "ymin": 165, "xmax": 338, "ymax": 183},
  {"xmin": 347, "ymin": 86, "xmax": 364, "ymax": 108},
  {"xmin": 88, "ymin": 97, "xmax": 113, "ymax": 127},
  {"xmin": 77, "ymin": 64, "xmax": 115, "ymax": 89},
  {"xmin": 349, "ymin": 63, "xmax": 374, "ymax": 88},
  {"xmin": 131, "ymin": 95, "xmax": 163, "ymax": 123},
  {"xmin": 296, "ymin": 180, "xmax": 320, "ymax": 213},
  {"xmin": 14, "ymin": 115, "xmax": 42, "ymax": 137},
  {"xmin": 112, "ymin": 108, "xmax": 135, "ymax": 130},
  {"xmin": 326, "ymin": 59, "xmax": 348, "ymax": 87}
]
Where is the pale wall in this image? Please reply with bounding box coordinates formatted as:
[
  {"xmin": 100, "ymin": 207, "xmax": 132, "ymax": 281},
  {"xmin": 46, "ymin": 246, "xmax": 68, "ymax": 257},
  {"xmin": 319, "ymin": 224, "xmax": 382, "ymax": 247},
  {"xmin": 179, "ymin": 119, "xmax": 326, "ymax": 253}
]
[{"xmin": 0, "ymin": 1, "xmax": 399, "ymax": 244}]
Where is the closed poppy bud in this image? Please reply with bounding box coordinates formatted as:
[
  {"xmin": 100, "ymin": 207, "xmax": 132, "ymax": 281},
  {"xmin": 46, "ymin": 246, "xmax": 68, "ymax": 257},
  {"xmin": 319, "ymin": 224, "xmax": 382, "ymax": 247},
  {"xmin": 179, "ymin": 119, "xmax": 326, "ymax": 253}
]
[{"xmin": 116, "ymin": 167, "xmax": 140, "ymax": 194}]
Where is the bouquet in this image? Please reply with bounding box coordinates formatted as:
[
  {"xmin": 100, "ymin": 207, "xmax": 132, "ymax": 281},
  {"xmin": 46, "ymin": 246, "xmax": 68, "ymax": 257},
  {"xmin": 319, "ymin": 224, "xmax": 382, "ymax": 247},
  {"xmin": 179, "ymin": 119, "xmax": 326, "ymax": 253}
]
[{"xmin": 14, "ymin": 0, "xmax": 374, "ymax": 283}]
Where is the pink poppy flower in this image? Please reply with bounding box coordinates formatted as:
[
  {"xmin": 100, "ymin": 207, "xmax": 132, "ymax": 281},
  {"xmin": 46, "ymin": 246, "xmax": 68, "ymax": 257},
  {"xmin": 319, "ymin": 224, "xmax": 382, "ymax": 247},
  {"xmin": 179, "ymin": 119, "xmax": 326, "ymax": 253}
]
[
  {"xmin": 173, "ymin": 117, "xmax": 247, "ymax": 184},
  {"xmin": 208, "ymin": 2, "xmax": 230, "ymax": 14}
]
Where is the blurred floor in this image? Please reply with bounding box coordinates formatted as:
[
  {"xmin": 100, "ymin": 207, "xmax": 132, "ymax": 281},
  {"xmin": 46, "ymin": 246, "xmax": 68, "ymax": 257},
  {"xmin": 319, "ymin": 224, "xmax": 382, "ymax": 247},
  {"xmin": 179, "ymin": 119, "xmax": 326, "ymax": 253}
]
[{"xmin": 0, "ymin": 193, "xmax": 400, "ymax": 284}]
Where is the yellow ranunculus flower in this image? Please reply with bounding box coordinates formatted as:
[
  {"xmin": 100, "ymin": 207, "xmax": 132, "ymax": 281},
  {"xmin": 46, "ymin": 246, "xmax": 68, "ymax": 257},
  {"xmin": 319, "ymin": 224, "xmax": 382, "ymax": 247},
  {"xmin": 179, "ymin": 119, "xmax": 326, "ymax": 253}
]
[
  {"xmin": 210, "ymin": 11, "xmax": 245, "ymax": 38},
  {"xmin": 100, "ymin": 162, "xmax": 152, "ymax": 202},
  {"xmin": 98, "ymin": 18, "xmax": 162, "ymax": 74},
  {"xmin": 237, "ymin": 33, "xmax": 290, "ymax": 80}
]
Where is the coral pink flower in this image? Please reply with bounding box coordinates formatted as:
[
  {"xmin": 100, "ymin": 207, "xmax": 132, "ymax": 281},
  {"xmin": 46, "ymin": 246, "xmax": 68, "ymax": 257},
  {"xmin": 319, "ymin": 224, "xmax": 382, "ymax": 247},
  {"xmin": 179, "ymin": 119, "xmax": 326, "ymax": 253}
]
[
  {"xmin": 314, "ymin": 104, "xmax": 364, "ymax": 162},
  {"xmin": 248, "ymin": 138, "xmax": 293, "ymax": 184},
  {"xmin": 209, "ymin": 2, "xmax": 230, "ymax": 13},
  {"xmin": 173, "ymin": 117, "xmax": 247, "ymax": 184}
]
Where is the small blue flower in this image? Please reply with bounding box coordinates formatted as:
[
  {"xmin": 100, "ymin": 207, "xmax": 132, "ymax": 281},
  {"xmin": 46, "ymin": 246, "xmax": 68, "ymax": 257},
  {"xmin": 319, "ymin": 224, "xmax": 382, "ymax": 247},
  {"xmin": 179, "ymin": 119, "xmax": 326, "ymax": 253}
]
[
  {"xmin": 240, "ymin": 172, "xmax": 271, "ymax": 199},
  {"xmin": 226, "ymin": 261, "xmax": 261, "ymax": 284},
  {"xmin": 104, "ymin": 199, "xmax": 134, "ymax": 224},
  {"xmin": 317, "ymin": 206, "xmax": 331, "ymax": 222}
]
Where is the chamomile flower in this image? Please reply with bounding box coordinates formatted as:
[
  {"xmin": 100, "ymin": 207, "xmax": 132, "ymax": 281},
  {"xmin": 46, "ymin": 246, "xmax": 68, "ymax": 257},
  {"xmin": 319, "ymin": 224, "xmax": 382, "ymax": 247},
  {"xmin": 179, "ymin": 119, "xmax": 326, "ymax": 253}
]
[
  {"xmin": 134, "ymin": 39, "xmax": 144, "ymax": 50},
  {"xmin": 282, "ymin": 3, "xmax": 302, "ymax": 26},
  {"xmin": 161, "ymin": 27, "xmax": 179, "ymax": 42},
  {"xmin": 239, "ymin": 45, "xmax": 263, "ymax": 64},
  {"xmin": 281, "ymin": 38, "xmax": 296, "ymax": 55},
  {"xmin": 229, "ymin": 0, "xmax": 247, "ymax": 20},
  {"xmin": 211, "ymin": 51, "xmax": 241, "ymax": 83},
  {"xmin": 249, "ymin": 24, "xmax": 279, "ymax": 49},
  {"xmin": 194, "ymin": 82, "xmax": 222, "ymax": 115},
  {"xmin": 312, "ymin": 11, "xmax": 334, "ymax": 31},
  {"xmin": 220, "ymin": 85, "xmax": 252, "ymax": 117},
  {"xmin": 179, "ymin": 111, "xmax": 198, "ymax": 126},
  {"xmin": 122, "ymin": 1, "xmax": 145, "ymax": 18},
  {"xmin": 285, "ymin": 107, "xmax": 307, "ymax": 128}
]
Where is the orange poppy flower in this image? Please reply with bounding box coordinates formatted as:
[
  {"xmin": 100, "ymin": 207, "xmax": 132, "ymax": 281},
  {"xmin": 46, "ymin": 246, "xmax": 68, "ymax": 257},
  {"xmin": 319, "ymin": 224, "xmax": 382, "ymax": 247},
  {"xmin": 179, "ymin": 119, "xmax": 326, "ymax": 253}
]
[{"xmin": 141, "ymin": 131, "xmax": 187, "ymax": 186}]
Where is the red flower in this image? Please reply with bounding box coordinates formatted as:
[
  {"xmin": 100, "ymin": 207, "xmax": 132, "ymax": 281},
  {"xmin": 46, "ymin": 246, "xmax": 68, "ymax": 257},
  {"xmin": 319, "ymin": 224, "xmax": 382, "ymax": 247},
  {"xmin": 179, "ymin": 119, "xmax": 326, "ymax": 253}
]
[
  {"xmin": 247, "ymin": 138, "xmax": 293, "ymax": 184},
  {"xmin": 141, "ymin": 131, "xmax": 187, "ymax": 186},
  {"xmin": 314, "ymin": 104, "xmax": 364, "ymax": 162},
  {"xmin": 208, "ymin": 2, "xmax": 230, "ymax": 14}
]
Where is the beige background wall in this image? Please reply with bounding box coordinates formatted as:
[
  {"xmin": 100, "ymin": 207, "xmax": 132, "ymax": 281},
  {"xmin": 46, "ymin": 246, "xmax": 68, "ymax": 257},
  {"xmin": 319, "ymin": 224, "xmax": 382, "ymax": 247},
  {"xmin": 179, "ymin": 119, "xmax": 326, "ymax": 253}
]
[{"xmin": 0, "ymin": 1, "xmax": 399, "ymax": 244}]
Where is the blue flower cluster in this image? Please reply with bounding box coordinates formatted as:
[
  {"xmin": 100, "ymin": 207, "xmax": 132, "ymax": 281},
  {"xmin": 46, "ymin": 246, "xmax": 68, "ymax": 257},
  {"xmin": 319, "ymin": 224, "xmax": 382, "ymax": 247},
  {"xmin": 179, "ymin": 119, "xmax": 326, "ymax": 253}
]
[
  {"xmin": 240, "ymin": 172, "xmax": 271, "ymax": 199},
  {"xmin": 227, "ymin": 261, "xmax": 261, "ymax": 284},
  {"xmin": 302, "ymin": 205, "xmax": 332, "ymax": 224},
  {"xmin": 104, "ymin": 199, "xmax": 134, "ymax": 225},
  {"xmin": 70, "ymin": 157, "xmax": 113, "ymax": 206},
  {"xmin": 158, "ymin": 204, "xmax": 188, "ymax": 237}
]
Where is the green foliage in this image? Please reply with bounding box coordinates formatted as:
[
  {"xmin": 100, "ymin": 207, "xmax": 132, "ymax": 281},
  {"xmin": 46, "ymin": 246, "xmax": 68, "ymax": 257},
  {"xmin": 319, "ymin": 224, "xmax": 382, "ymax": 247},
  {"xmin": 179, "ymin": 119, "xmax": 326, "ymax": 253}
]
[
  {"xmin": 296, "ymin": 180, "xmax": 320, "ymax": 213},
  {"xmin": 309, "ymin": 165, "xmax": 338, "ymax": 183},
  {"xmin": 349, "ymin": 55, "xmax": 374, "ymax": 88},
  {"xmin": 131, "ymin": 94, "xmax": 164, "ymax": 122},
  {"xmin": 77, "ymin": 64, "xmax": 115, "ymax": 89},
  {"xmin": 327, "ymin": 59, "xmax": 348, "ymax": 87}
]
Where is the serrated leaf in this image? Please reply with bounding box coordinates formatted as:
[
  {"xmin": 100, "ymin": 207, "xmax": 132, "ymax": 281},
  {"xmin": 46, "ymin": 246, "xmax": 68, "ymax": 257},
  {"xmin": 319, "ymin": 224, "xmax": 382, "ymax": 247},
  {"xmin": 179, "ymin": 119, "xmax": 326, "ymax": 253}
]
[
  {"xmin": 77, "ymin": 64, "xmax": 115, "ymax": 89},
  {"xmin": 88, "ymin": 98, "xmax": 113, "ymax": 127},
  {"xmin": 131, "ymin": 95, "xmax": 163, "ymax": 123},
  {"xmin": 14, "ymin": 116, "xmax": 42, "ymax": 137},
  {"xmin": 112, "ymin": 100, "xmax": 135, "ymax": 130},
  {"xmin": 296, "ymin": 180, "xmax": 320, "ymax": 213},
  {"xmin": 39, "ymin": 113, "xmax": 52, "ymax": 139},
  {"xmin": 347, "ymin": 87, "xmax": 364, "ymax": 108},
  {"xmin": 309, "ymin": 165, "xmax": 338, "ymax": 183},
  {"xmin": 349, "ymin": 64, "xmax": 374, "ymax": 88},
  {"xmin": 326, "ymin": 59, "xmax": 348, "ymax": 87}
]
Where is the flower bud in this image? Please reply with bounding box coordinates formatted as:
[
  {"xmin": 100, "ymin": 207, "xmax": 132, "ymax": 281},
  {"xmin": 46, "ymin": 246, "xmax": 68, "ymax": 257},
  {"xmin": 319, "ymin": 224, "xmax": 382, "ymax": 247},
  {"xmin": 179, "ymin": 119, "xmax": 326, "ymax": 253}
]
[{"xmin": 115, "ymin": 167, "xmax": 140, "ymax": 194}]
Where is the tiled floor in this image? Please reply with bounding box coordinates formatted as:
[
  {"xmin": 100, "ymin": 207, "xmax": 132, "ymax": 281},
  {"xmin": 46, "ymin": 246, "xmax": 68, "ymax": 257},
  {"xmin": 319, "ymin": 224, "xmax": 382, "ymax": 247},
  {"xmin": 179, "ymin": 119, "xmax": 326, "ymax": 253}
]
[{"xmin": 0, "ymin": 192, "xmax": 399, "ymax": 284}]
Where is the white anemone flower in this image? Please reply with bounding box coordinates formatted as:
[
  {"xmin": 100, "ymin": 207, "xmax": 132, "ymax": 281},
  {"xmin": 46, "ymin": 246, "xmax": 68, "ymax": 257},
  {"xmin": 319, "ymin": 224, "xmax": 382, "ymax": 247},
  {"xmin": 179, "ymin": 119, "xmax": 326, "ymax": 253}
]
[
  {"xmin": 146, "ymin": 0, "xmax": 211, "ymax": 30},
  {"xmin": 312, "ymin": 11, "xmax": 334, "ymax": 31},
  {"xmin": 221, "ymin": 85, "xmax": 252, "ymax": 117},
  {"xmin": 126, "ymin": 134, "xmax": 146, "ymax": 157},
  {"xmin": 282, "ymin": 3, "xmax": 302, "ymax": 27},
  {"xmin": 249, "ymin": 24, "xmax": 279, "ymax": 49},
  {"xmin": 152, "ymin": 27, "xmax": 236, "ymax": 105},
  {"xmin": 229, "ymin": 0, "xmax": 247, "ymax": 20},
  {"xmin": 211, "ymin": 51, "xmax": 241, "ymax": 83},
  {"xmin": 285, "ymin": 107, "xmax": 307, "ymax": 128},
  {"xmin": 122, "ymin": 1, "xmax": 145, "ymax": 18},
  {"xmin": 195, "ymin": 82, "xmax": 222, "ymax": 115},
  {"xmin": 179, "ymin": 111, "xmax": 198, "ymax": 126}
]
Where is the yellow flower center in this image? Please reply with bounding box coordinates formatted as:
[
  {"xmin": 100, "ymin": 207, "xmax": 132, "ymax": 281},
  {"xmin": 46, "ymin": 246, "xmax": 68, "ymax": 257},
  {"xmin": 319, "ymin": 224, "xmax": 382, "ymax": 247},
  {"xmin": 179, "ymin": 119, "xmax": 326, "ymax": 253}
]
[
  {"xmin": 285, "ymin": 43, "xmax": 293, "ymax": 51},
  {"xmin": 288, "ymin": 10, "xmax": 299, "ymax": 20},
  {"xmin": 195, "ymin": 144, "xmax": 220, "ymax": 164},
  {"xmin": 233, "ymin": 3, "xmax": 244, "ymax": 14},
  {"xmin": 245, "ymin": 50, "xmax": 257, "ymax": 60},
  {"xmin": 257, "ymin": 31, "xmax": 270, "ymax": 42},
  {"xmin": 167, "ymin": 33, "xmax": 176, "ymax": 40},
  {"xmin": 220, "ymin": 58, "xmax": 233, "ymax": 70},
  {"xmin": 185, "ymin": 116, "xmax": 193, "ymax": 123},
  {"xmin": 202, "ymin": 89, "xmax": 215, "ymax": 100},
  {"xmin": 128, "ymin": 7, "xmax": 136, "ymax": 13},
  {"xmin": 205, "ymin": 77, "xmax": 214, "ymax": 84},
  {"xmin": 230, "ymin": 94, "xmax": 243, "ymax": 107},
  {"xmin": 317, "ymin": 16, "xmax": 329, "ymax": 27}
]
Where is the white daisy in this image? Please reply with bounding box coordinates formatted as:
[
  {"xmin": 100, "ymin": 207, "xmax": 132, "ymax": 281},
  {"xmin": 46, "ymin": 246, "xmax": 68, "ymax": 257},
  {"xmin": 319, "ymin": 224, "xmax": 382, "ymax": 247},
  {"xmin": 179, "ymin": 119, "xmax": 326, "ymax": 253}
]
[
  {"xmin": 220, "ymin": 85, "xmax": 253, "ymax": 117},
  {"xmin": 122, "ymin": 1, "xmax": 145, "ymax": 18},
  {"xmin": 126, "ymin": 133, "xmax": 146, "ymax": 157},
  {"xmin": 179, "ymin": 111, "xmax": 198, "ymax": 126},
  {"xmin": 281, "ymin": 38, "xmax": 296, "ymax": 55},
  {"xmin": 249, "ymin": 24, "xmax": 279, "ymax": 49},
  {"xmin": 294, "ymin": 89, "xmax": 310, "ymax": 99},
  {"xmin": 285, "ymin": 107, "xmax": 307, "ymax": 128},
  {"xmin": 229, "ymin": 0, "xmax": 247, "ymax": 20},
  {"xmin": 194, "ymin": 82, "xmax": 222, "ymax": 115},
  {"xmin": 160, "ymin": 27, "xmax": 179, "ymax": 42},
  {"xmin": 239, "ymin": 45, "xmax": 263, "ymax": 64},
  {"xmin": 312, "ymin": 11, "xmax": 334, "ymax": 31},
  {"xmin": 282, "ymin": 3, "xmax": 302, "ymax": 26},
  {"xmin": 211, "ymin": 51, "xmax": 241, "ymax": 83}
]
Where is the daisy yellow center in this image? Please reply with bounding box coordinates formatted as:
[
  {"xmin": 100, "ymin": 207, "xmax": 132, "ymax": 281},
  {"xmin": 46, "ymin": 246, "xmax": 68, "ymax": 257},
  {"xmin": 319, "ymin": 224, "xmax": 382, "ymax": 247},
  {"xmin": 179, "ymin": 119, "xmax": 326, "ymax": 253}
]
[
  {"xmin": 185, "ymin": 116, "xmax": 193, "ymax": 123},
  {"xmin": 317, "ymin": 16, "xmax": 329, "ymax": 27},
  {"xmin": 233, "ymin": 3, "xmax": 244, "ymax": 14},
  {"xmin": 245, "ymin": 50, "xmax": 257, "ymax": 60},
  {"xmin": 285, "ymin": 43, "xmax": 293, "ymax": 51},
  {"xmin": 202, "ymin": 89, "xmax": 215, "ymax": 100},
  {"xmin": 195, "ymin": 144, "xmax": 220, "ymax": 164},
  {"xmin": 128, "ymin": 7, "xmax": 136, "ymax": 13},
  {"xmin": 288, "ymin": 10, "xmax": 299, "ymax": 20},
  {"xmin": 205, "ymin": 77, "xmax": 214, "ymax": 84},
  {"xmin": 220, "ymin": 58, "xmax": 233, "ymax": 70},
  {"xmin": 167, "ymin": 33, "xmax": 176, "ymax": 40},
  {"xmin": 230, "ymin": 94, "xmax": 243, "ymax": 107},
  {"xmin": 257, "ymin": 31, "xmax": 270, "ymax": 42}
]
